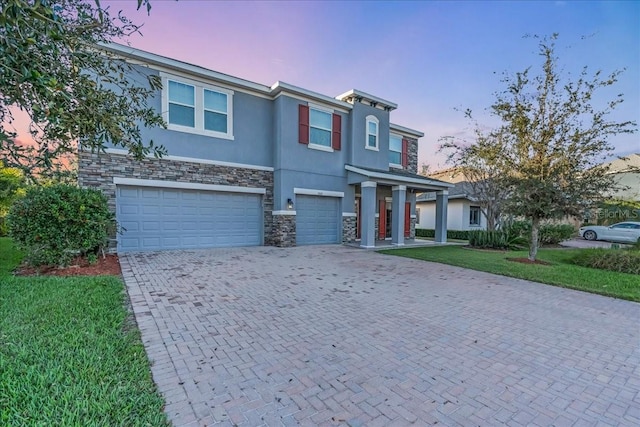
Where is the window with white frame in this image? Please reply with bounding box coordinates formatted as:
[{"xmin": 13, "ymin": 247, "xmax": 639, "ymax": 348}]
[
  {"xmin": 168, "ymin": 81, "xmax": 195, "ymax": 127},
  {"xmin": 389, "ymin": 134, "xmax": 402, "ymax": 165},
  {"xmin": 309, "ymin": 107, "xmax": 332, "ymax": 147},
  {"xmin": 470, "ymin": 206, "xmax": 481, "ymax": 226},
  {"xmin": 203, "ymin": 89, "xmax": 228, "ymax": 133},
  {"xmin": 163, "ymin": 74, "xmax": 233, "ymax": 139},
  {"xmin": 366, "ymin": 115, "xmax": 379, "ymax": 150}
]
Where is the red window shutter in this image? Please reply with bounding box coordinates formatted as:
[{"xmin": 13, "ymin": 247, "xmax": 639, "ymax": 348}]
[
  {"xmin": 378, "ymin": 200, "xmax": 386, "ymax": 239},
  {"xmin": 332, "ymin": 113, "xmax": 341, "ymax": 150},
  {"xmin": 402, "ymin": 139, "xmax": 409, "ymax": 168},
  {"xmin": 404, "ymin": 202, "xmax": 411, "ymax": 237},
  {"xmin": 299, "ymin": 104, "xmax": 309, "ymax": 144}
]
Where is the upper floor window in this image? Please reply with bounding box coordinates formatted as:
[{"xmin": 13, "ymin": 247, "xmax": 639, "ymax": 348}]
[
  {"xmin": 310, "ymin": 108, "xmax": 332, "ymax": 147},
  {"xmin": 168, "ymin": 81, "xmax": 195, "ymax": 127},
  {"xmin": 366, "ymin": 115, "xmax": 379, "ymax": 150},
  {"xmin": 389, "ymin": 134, "xmax": 402, "ymax": 166},
  {"xmin": 298, "ymin": 103, "xmax": 341, "ymax": 152},
  {"xmin": 470, "ymin": 206, "xmax": 481, "ymax": 226},
  {"xmin": 162, "ymin": 74, "xmax": 234, "ymax": 140},
  {"xmin": 203, "ymin": 89, "xmax": 228, "ymax": 133}
]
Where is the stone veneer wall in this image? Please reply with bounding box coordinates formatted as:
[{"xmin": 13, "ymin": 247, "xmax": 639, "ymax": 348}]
[
  {"xmin": 272, "ymin": 214, "xmax": 296, "ymax": 247},
  {"xmin": 389, "ymin": 137, "xmax": 418, "ymax": 175},
  {"xmin": 374, "ymin": 216, "xmax": 380, "ymax": 241},
  {"xmin": 407, "ymin": 137, "xmax": 418, "ymax": 174},
  {"xmin": 342, "ymin": 216, "xmax": 356, "ymax": 243},
  {"xmin": 78, "ymin": 151, "xmax": 276, "ymax": 246},
  {"xmin": 410, "ymin": 217, "xmax": 417, "ymax": 239}
]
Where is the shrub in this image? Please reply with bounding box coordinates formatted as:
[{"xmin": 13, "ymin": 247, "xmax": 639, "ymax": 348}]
[
  {"xmin": 7, "ymin": 184, "xmax": 114, "ymax": 266},
  {"xmin": 467, "ymin": 229, "xmax": 527, "ymax": 250},
  {"xmin": 503, "ymin": 220, "xmax": 575, "ymax": 245},
  {"xmin": 572, "ymin": 248, "xmax": 640, "ymax": 275},
  {"xmin": 415, "ymin": 228, "xmax": 434, "ymax": 238},
  {"xmin": 539, "ymin": 224, "xmax": 576, "ymax": 244},
  {"xmin": 415, "ymin": 229, "xmax": 470, "ymax": 240}
]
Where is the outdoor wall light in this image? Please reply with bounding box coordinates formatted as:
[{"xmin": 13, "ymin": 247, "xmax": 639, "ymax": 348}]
[{"xmin": 287, "ymin": 198, "xmax": 294, "ymax": 210}]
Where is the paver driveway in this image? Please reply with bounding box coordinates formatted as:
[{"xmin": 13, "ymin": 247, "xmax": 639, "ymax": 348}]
[{"xmin": 121, "ymin": 245, "xmax": 640, "ymax": 426}]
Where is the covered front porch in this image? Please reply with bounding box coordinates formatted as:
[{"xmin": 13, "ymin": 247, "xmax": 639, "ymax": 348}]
[{"xmin": 346, "ymin": 165, "xmax": 453, "ymax": 249}]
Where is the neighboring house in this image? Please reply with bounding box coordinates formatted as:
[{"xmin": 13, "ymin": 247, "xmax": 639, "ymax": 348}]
[
  {"xmin": 605, "ymin": 153, "xmax": 640, "ymax": 201},
  {"xmin": 426, "ymin": 167, "xmax": 468, "ymax": 184},
  {"xmin": 78, "ymin": 43, "xmax": 453, "ymax": 252},
  {"xmin": 416, "ymin": 181, "xmax": 487, "ymax": 231}
]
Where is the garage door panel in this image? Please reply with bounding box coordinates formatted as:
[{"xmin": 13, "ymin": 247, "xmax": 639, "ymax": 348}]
[
  {"xmin": 119, "ymin": 204, "xmax": 139, "ymax": 215},
  {"xmin": 116, "ymin": 185, "xmax": 263, "ymax": 252},
  {"xmin": 162, "ymin": 190, "xmax": 180, "ymax": 199},
  {"xmin": 296, "ymin": 195, "xmax": 340, "ymax": 245}
]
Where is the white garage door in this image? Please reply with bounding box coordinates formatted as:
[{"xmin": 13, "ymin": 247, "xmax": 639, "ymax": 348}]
[
  {"xmin": 296, "ymin": 195, "xmax": 340, "ymax": 245},
  {"xmin": 116, "ymin": 185, "xmax": 262, "ymax": 252}
]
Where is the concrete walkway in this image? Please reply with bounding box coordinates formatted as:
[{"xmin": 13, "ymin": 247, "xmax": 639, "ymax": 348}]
[{"xmin": 121, "ymin": 245, "xmax": 640, "ymax": 426}]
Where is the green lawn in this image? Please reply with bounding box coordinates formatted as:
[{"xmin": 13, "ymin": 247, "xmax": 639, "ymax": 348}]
[
  {"xmin": 380, "ymin": 245, "xmax": 640, "ymax": 302},
  {"xmin": 0, "ymin": 238, "xmax": 168, "ymax": 426}
]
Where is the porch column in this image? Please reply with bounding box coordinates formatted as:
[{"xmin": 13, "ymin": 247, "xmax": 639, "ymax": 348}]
[
  {"xmin": 391, "ymin": 185, "xmax": 406, "ymax": 246},
  {"xmin": 435, "ymin": 190, "xmax": 448, "ymax": 243},
  {"xmin": 360, "ymin": 181, "xmax": 377, "ymax": 248}
]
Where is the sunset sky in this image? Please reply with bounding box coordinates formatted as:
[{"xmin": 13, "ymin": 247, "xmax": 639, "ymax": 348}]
[{"xmin": 35, "ymin": 1, "xmax": 640, "ymax": 169}]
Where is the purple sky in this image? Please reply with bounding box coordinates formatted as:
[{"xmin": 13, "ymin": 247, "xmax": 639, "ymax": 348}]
[{"xmin": 99, "ymin": 1, "xmax": 640, "ymax": 168}]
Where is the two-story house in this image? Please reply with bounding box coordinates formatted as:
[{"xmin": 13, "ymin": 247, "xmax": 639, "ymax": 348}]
[{"xmin": 78, "ymin": 43, "xmax": 452, "ymax": 252}]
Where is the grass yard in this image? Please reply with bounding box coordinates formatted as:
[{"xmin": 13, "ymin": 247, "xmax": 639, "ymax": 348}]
[
  {"xmin": 0, "ymin": 238, "xmax": 168, "ymax": 426},
  {"xmin": 380, "ymin": 245, "xmax": 640, "ymax": 302}
]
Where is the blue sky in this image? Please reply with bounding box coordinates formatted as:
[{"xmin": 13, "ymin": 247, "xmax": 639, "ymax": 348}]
[{"xmin": 107, "ymin": 0, "xmax": 639, "ymax": 169}]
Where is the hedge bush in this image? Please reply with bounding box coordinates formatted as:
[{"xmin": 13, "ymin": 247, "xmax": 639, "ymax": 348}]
[
  {"xmin": 571, "ymin": 248, "xmax": 640, "ymax": 275},
  {"xmin": 415, "ymin": 229, "xmax": 471, "ymax": 240},
  {"xmin": 505, "ymin": 221, "xmax": 575, "ymax": 245},
  {"xmin": 7, "ymin": 184, "xmax": 114, "ymax": 266}
]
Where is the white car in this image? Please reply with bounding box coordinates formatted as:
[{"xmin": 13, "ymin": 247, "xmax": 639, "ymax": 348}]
[{"xmin": 579, "ymin": 221, "xmax": 640, "ymax": 244}]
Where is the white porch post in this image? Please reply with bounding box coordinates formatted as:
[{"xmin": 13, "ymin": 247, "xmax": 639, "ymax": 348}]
[
  {"xmin": 435, "ymin": 190, "xmax": 448, "ymax": 243},
  {"xmin": 391, "ymin": 185, "xmax": 406, "ymax": 246},
  {"xmin": 360, "ymin": 181, "xmax": 377, "ymax": 248}
]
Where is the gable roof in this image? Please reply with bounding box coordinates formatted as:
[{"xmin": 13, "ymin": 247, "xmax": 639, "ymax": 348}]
[
  {"xmin": 416, "ymin": 181, "xmax": 477, "ymax": 202},
  {"xmin": 346, "ymin": 165, "xmax": 453, "ymax": 191},
  {"xmin": 604, "ymin": 154, "xmax": 640, "ymax": 174}
]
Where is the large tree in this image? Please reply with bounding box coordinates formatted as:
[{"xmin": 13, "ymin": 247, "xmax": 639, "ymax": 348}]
[
  {"xmin": 0, "ymin": 0, "xmax": 165, "ymax": 181},
  {"xmin": 494, "ymin": 34, "xmax": 636, "ymax": 260},
  {"xmin": 440, "ymin": 122, "xmax": 512, "ymax": 231}
]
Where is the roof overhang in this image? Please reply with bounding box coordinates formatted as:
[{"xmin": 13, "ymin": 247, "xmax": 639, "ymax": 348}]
[
  {"xmin": 416, "ymin": 194, "xmax": 475, "ymax": 203},
  {"xmin": 390, "ymin": 123, "xmax": 424, "ymax": 138},
  {"xmin": 336, "ymin": 89, "xmax": 397, "ymax": 111},
  {"xmin": 99, "ymin": 42, "xmax": 272, "ymax": 94},
  {"xmin": 271, "ymin": 81, "xmax": 353, "ymax": 111},
  {"xmin": 346, "ymin": 165, "xmax": 454, "ymax": 191}
]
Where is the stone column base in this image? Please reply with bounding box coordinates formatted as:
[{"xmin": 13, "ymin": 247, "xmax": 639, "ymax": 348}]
[
  {"xmin": 272, "ymin": 214, "xmax": 296, "ymax": 247},
  {"xmin": 342, "ymin": 216, "xmax": 356, "ymax": 243}
]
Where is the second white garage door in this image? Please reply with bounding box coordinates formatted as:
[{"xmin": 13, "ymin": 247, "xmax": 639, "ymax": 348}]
[
  {"xmin": 296, "ymin": 195, "xmax": 340, "ymax": 245},
  {"xmin": 116, "ymin": 185, "xmax": 262, "ymax": 252}
]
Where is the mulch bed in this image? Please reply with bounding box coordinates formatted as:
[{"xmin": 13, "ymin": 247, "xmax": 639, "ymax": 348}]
[
  {"xmin": 506, "ymin": 257, "xmax": 552, "ymax": 266},
  {"xmin": 14, "ymin": 254, "xmax": 122, "ymax": 277}
]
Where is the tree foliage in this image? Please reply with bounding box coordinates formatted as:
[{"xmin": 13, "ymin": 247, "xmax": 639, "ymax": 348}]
[
  {"xmin": 7, "ymin": 184, "xmax": 114, "ymax": 266},
  {"xmin": 440, "ymin": 124, "xmax": 512, "ymax": 231},
  {"xmin": 0, "ymin": 162, "xmax": 26, "ymax": 235},
  {"xmin": 442, "ymin": 34, "xmax": 636, "ymax": 260},
  {"xmin": 0, "ymin": 0, "xmax": 166, "ymax": 181}
]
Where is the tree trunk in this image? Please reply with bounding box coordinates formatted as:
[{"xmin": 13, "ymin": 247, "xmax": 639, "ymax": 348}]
[{"xmin": 529, "ymin": 216, "xmax": 540, "ymax": 261}]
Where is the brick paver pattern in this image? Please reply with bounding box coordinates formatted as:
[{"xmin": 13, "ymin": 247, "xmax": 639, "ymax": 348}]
[{"xmin": 121, "ymin": 246, "xmax": 640, "ymax": 426}]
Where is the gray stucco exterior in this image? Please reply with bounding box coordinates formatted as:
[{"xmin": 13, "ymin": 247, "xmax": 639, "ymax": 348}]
[{"xmin": 79, "ymin": 43, "xmax": 452, "ymax": 251}]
